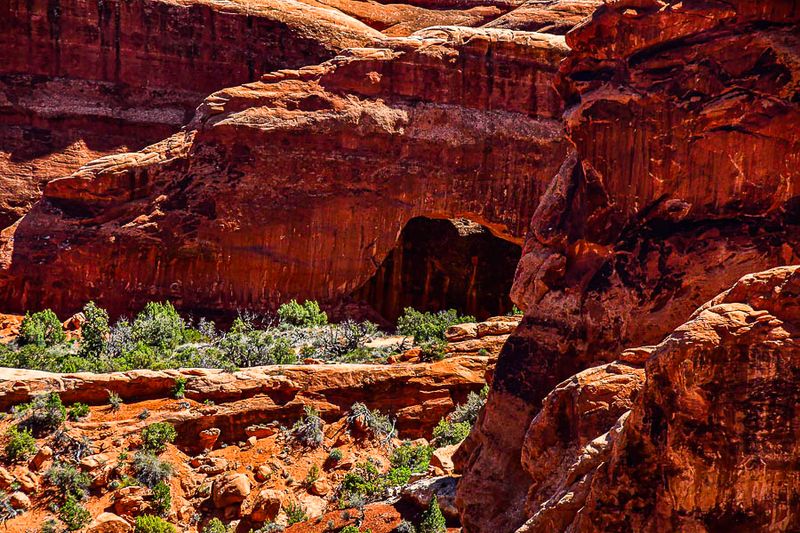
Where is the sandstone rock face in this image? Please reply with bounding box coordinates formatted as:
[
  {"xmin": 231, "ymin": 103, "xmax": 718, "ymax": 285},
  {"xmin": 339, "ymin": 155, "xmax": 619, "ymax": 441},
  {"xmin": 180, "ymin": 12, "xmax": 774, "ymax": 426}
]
[
  {"xmin": 458, "ymin": 2, "xmax": 800, "ymax": 531},
  {"xmin": 509, "ymin": 266, "xmax": 800, "ymax": 532},
  {"xmin": 0, "ymin": 0, "xmax": 381, "ymax": 228},
  {"xmin": 0, "ymin": 355, "xmax": 489, "ymax": 442},
  {"xmin": 484, "ymin": 0, "xmax": 601, "ymax": 32},
  {"xmin": 0, "ymin": 27, "xmax": 569, "ymax": 318}
]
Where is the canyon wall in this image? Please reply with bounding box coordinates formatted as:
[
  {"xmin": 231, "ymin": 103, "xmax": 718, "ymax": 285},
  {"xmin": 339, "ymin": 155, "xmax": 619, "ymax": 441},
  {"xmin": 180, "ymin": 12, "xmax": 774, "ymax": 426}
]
[
  {"xmin": 0, "ymin": 26, "xmax": 569, "ymax": 318},
  {"xmin": 456, "ymin": 1, "xmax": 800, "ymax": 531},
  {"xmin": 0, "ymin": 0, "xmax": 382, "ymax": 228}
]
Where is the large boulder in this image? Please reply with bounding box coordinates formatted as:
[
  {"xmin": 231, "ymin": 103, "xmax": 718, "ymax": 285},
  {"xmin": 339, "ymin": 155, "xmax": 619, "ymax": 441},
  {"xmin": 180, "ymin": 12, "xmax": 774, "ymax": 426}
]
[{"xmin": 212, "ymin": 473, "xmax": 252, "ymax": 509}]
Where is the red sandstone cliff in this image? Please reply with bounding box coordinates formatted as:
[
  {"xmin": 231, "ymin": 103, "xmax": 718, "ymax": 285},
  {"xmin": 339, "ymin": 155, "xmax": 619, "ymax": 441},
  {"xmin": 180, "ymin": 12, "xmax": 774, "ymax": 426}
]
[
  {"xmin": 457, "ymin": 1, "xmax": 800, "ymax": 530},
  {"xmin": 0, "ymin": 26, "xmax": 569, "ymax": 318},
  {"xmin": 0, "ymin": 0, "xmax": 383, "ymax": 228}
]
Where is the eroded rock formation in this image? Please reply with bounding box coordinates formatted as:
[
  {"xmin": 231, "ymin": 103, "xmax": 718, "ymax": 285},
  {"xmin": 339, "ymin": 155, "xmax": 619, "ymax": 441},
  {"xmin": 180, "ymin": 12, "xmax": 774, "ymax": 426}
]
[
  {"xmin": 457, "ymin": 1, "xmax": 800, "ymax": 531},
  {"xmin": 501, "ymin": 266, "xmax": 800, "ymax": 532},
  {"xmin": 0, "ymin": 26, "xmax": 569, "ymax": 319},
  {"xmin": 0, "ymin": 0, "xmax": 382, "ymax": 228}
]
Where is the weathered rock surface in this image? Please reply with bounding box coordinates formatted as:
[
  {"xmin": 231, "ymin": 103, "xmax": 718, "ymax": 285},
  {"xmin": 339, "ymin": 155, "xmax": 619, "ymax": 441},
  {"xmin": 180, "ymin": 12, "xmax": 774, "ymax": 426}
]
[
  {"xmin": 484, "ymin": 0, "xmax": 601, "ymax": 32},
  {"xmin": 0, "ymin": 355, "xmax": 488, "ymax": 442},
  {"xmin": 508, "ymin": 266, "xmax": 800, "ymax": 532},
  {"xmin": 0, "ymin": 27, "xmax": 569, "ymax": 318},
  {"xmin": 458, "ymin": 2, "xmax": 800, "ymax": 531},
  {"xmin": 0, "ymin": 0, "xmax": 382, "ymax": 228}
]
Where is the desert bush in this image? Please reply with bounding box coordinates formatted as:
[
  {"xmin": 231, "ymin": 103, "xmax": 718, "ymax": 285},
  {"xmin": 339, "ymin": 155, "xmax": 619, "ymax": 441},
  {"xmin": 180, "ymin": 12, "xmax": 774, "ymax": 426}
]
[
  {"xmin": 203, "ymin": 518, "xmax": 228, "ymax": 533},
  {"xmin": 304, "ymin": 464, "xmax": 320, "ymax": 486},
  {"xmin": 431, "ymin": 419, "xmax": 471, "ymax": 447},
  {"xmin": 19, "ymin": 309, "xmax": 66, "ymax": 348},
  {"xmin": 151, "ymin": 481, "xmax": 171, "ymax": 515},
  {"xmin": 108, "ymin": 391, "xmax": 123, "ymax": 412},
  {"xmin": 284, "ymin": 501, "xmax": 307, "ymax": 525},
  {"xmin": 133, "ymin": 452, "xmax": 174, "ymax": 487},
  {"xmin": 390, "ymin": 443, "xmax": 433, "ymax": 473},
  {"xmin": 68, "ymin": 403, "xmax": 90, "ymax": 421},
  {"xmin": 15, "ymin": 392, "xmax": 66, "ymax": 435},
  {"xmin": 134, "ymin": 514, "xmax": 176, "ymax": 533},
  {"xmin": 4, "ymin": 426, "xmax": 36, "ymax": 462},
  {"xmin": 79, "ymin": 301, "xmax": 109, "ymax": 358},
  {"xmin": 419, "ymin": 496, "xmax": 446, "ymax": 533},
  {"xmin": 47, "ymin": 462, "xmax": 91, "ymax": 500},
  {"xmin": 327, "ymin": 448, "xmax": 343, "ymax": 463},
  {"xmin": 316, "ymin": 321, "xmax": 377, "ymax": 360},
  {"xmin": 292, "ymin": 406, "xmax": 324, "ymax": 448},
  {"xmin": 431, "ymin": 387, "xmax": 487, "ymax": 446},
  {"xmin": 278, "ymin": 300, "xmax": 328, "ymax": 328},
  {"xmin": 346, "ymin": 403, "xmax": 395, "ymax": 442},
  {"xmin": 58, "ymin": 494, "xmax": 91, "ymax": 531},
  {"xmin": 39, "ymin": 518, "xmax": 59, "ymax": 532},
  {"xmin": 218, "ymin": 317, "xmax": 296, "ymax": 367},
  {"xmin": 172, "ymin": 378, "xmax": 186, "ymax": 399},
  {"xmin": 417, "ymin": 340, "xmax": 447, "ymax": 362},
  {"xmin": 132, "ymin": 302, "xmax": 186, "ymax": 350},
  {"xmin": 396, "ymin": 521, "xmax": 416, "ymax": 533},
  {"xmin": 141, "ymin": 422, "xmax": 177, "ymax": 454},
  {"xmin": 396, "ymin": 308, "xmax": 474, "ymax": 343}
]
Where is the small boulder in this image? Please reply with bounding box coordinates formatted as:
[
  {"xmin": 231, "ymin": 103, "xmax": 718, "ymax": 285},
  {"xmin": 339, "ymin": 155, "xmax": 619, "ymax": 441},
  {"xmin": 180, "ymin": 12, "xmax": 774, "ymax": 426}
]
[
  {"xmin": 401, "ymin": 476, "xmax": 459, "ymax": 518},
  {"xmin": 8, "ymin": 491, "xmax": 30, "ymax": 510},
  {"xmin": 430, "ymin": 444, "xmax": 458, "ymax": 474},
  {"xmin": 29, "ymin": 445, "xmax": 53, "ymax": 471},
  {"xmin": 243, "ymin": 488, "xmax": 282, "ymax": 523},
  {"xmin": 87, "ymin": 512, "xmax": 132, "ymax": 533},
  {"xmin": 113, "ymin": 486, "xmax": 149, "ymax": 517},
  {"xmin": 310, "ymin": 478, "xmax": 331, "ymax": 497},
  {"xmin": 212, "ymin": 473, "xmax": 251, "ymax": 508},
  {"xmin": 199, "ymin": 428, "xmax": 221, "ymax": 451},
  {"xmin": 255, "ymin": 465, "xmax": 272, "ymax": 482}
]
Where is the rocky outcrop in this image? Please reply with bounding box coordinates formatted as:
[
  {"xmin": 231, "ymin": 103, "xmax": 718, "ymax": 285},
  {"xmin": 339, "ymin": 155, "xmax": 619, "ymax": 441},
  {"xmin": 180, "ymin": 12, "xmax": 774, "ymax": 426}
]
[
  {"xmin": 0, "ymin": 355, "xmax": 488, "ymax": 443},
  {"xmin": 0, "ymin": 27, "xmax": 569, "ymax": 318},
  {"xmin": 458, "ymin": 2, "xmax": 800, "ymax": 531},
  {"xmin": 0, "ymin": 0, "xmax": 382, "ymax": 228},
  {"xmin": 502, "ymin": 266, "xmax": 800, "ymax": 532},
  {"xmin": 484, "ymin": 0, "xmax": 601, "ymax": 33}
]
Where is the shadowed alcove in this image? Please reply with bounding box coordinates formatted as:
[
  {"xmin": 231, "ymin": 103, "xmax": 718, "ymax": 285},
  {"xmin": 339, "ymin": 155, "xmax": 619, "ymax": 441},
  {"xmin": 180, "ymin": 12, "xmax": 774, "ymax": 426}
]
[{"xmin": 352, "ymin": 217, "xmax": 521, "ymax": 323}]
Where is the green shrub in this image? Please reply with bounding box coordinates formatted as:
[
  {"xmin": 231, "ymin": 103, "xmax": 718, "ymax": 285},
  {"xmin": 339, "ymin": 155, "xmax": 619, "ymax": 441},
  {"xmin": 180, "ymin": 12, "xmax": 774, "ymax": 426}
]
[
  {"xmin": 292, "ymin": 405, "xmax": 324, "ymax": 448},
  {"xmin": 40, "ymin": 518, "xmax": 59, "ymax": 533},
  {"xmin": 304, "ymin": 464, "xmax": 320, "ymax": 485},
  {"xmin": 327, "ymin": 448, "xmax": 343, "ymax": 463},
  {"xmin": 219, "ymin": 317, "xmax": 296, "ymax": 367},
  {"xmin": 150, "ymin": 481, "xmax": 171, "ymax": 515},
  {"xmin": 346, "ymin": 403, "xmax": 395, "ymax": 441},
  {"xmin": 417, "ymin": 340, "xmax": 447, "ymax": 362},
  {"xmin": 419, "ymin": 496, "xmax": 446, "ymax": 533},
  {"xmin": 108, "ymin": 390, "xmax": 122, "ymax": 412},
  {"xmin": 316, "ymin": 321, "xmax": 376, "ymax": 360},
  {"xmin": 132, "ymin": 302, "xmax": 185, "ymax": 350},
  {"xmin": 15, "ymin": 392, "xmax": 66, "ymax": 435},
  {"xmin": 390, "ymin": 443, "xmax": 433, "ymax": 473},
  {"xmin": 58, "ymin": 494, "xmax": 91, "ymax": 531},
  {"xmin": 68, "ymin": 403, "xmax": 90, "ymax": 421},
  {"xmin": 46, "ymin": 462, "xmax": 91, "ymax": 500},
  {"xmin": 430, "ymin": 387, "xmax": 487, "ymax": 446},
  {"xmin": 172, "ymin": 378, "xmax": 186, "ymax": 399},
  {"xmin": 202, "ymin": 518, "xmax": 228, "ymax": 533},
  {"xmin": 277, "ymin": 300, "xmax": 327, "ymax": 328},
  {"xmin": 79, "ymin": 301, "xmax": 109, "ymax": 358},
  {"xmin": 4, "ymin": 426, "xmax": 36, "ymax": 461},
  {"xmin": 134, "ymin": 514, "xmax": 176, "ymax": 533},
  {"xmin": 284, "ymin": 501, "xmax": 307, "ymax": 525},
  {"xmin": 133, "ymin": 452, "xmax": 173, "ymax": 487},
  {"xmin": 431, "ymin": 419, "xmax": 471, "ymax": 446},
  {"xmin": 396, "ymin": 308, "xmax": 475, "ymax": 343},
  {"xmin": 19, "ymin": 309, "xmax": 66, "ymax": 348},
  {"xmin": 396, "ymin": 520, "xmax": 416, "ymax": 533},
  {"xmin": 141, "ymin": 422, "xmax": 177, "ymax": 454}
]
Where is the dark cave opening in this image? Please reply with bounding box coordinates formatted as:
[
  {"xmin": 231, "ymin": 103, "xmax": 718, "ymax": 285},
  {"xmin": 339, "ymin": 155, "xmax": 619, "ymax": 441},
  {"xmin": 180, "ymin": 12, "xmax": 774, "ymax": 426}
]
[{"xmin": 352, "ymin": 217, "xmax": 522, "ymax": 324}]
